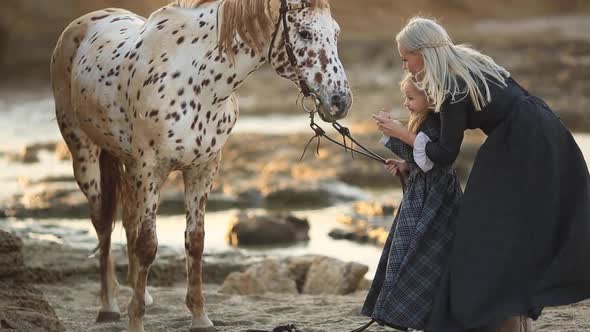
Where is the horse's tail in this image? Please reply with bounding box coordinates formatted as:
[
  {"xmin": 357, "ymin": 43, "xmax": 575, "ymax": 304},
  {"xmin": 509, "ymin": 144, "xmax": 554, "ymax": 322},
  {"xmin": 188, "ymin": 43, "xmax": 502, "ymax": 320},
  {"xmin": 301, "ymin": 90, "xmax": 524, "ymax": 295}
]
[{"xmin": 99, "ymin": 150, "xmax": 123, "ymax": 231}]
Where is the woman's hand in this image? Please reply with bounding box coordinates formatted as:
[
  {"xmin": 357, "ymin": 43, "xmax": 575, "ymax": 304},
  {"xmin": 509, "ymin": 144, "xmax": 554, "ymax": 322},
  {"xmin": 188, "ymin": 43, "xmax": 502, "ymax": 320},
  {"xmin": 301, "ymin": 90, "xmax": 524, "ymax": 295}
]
[
  {"xmin": 372, "ymin": 114, "xmax": 408, "ymax": 140},
  {"xmin": 385, "ymin": 159, "xmax": 410, "ymax": 177}
]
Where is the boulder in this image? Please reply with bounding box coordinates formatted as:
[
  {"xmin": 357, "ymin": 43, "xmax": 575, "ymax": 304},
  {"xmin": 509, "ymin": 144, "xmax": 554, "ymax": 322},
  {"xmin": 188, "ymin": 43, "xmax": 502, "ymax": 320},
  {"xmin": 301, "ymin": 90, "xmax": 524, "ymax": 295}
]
[
  {"xmin": 0, "ymin": 231, "xmax": 24, "ymax": 279},
  {"xmin": 219, "ymin": 259, "xmax": 298, "ymax": 295},
  {"xmin": 330, "ymin": 201, "xmax": 397, "ymax": 246},
  {"xmin": 54, "ymin": 142, "xmax": 71, "ymax": 161},
  {"xmin": 219, "ymin": 255, "xmax": 369, "ymax": 296},
  {"xmin": 302, "ymin": 256, "xmax": 368, "ymax": 295},
  {"xmin": 226, "ymin": 211, "xmax": 310, "ymax": 246},
  {"xmin": 0, "ymin": 231, "xmax": 65, "ymax": 332}
]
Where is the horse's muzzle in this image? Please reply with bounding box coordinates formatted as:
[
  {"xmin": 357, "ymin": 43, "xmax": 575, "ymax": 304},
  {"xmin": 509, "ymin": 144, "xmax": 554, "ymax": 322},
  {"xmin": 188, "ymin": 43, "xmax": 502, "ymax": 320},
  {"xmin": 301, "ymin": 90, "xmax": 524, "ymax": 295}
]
[{"xmin": 320, "ymin": 91, "xmax": 352, "ymax": 122}]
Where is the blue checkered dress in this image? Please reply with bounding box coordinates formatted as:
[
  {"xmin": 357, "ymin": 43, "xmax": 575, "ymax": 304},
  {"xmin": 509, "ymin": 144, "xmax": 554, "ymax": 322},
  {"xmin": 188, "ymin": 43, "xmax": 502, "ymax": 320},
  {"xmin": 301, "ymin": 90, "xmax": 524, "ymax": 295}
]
[{"xmin": 361, "ymin": 113, "xmax": 463, "ymax": 331}]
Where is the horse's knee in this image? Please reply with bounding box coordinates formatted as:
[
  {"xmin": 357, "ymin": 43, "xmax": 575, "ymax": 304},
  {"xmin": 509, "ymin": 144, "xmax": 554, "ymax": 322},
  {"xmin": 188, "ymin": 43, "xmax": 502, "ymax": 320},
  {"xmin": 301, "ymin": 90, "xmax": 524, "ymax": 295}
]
[
  {"xmin": 135, "ymin": 222, "xmax": 157, "ymax": 266},
  {"xmin": 185, "ymin": 228, "xmax": 204, "ymax": 258}
]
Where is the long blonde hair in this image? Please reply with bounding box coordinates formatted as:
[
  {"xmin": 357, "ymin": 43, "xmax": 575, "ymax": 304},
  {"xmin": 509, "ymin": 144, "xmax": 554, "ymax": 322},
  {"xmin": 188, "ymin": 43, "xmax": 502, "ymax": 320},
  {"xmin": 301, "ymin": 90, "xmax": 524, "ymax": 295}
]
[
  {"xmin": 401, "ymin": 74, "xmax": 432, "ymax": 134},
  {"xmin": 396, "ymin": 17, "xmax": 510, "ymax": 112}
]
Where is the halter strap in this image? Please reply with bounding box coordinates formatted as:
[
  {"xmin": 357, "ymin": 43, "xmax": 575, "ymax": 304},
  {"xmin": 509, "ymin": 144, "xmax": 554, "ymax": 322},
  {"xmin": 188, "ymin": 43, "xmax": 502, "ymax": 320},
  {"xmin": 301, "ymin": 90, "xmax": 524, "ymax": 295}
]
[{"xmin": 267, "ymin": 0, "xmax": 312, "ymax": 97}]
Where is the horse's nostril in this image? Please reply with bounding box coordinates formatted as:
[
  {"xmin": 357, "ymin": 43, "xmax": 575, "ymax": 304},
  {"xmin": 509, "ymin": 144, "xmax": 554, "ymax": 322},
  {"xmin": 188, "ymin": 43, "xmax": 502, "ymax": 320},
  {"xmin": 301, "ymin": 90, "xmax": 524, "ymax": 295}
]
[{"xmin": 331, "ymin": 94, "xmax": 343, "ymax": 106}]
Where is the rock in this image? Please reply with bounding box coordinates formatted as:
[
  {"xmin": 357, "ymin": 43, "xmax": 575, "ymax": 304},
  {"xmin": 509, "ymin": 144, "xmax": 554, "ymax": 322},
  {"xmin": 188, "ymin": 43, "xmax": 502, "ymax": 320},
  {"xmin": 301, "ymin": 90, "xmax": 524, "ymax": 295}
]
[
  {"xmin": 54, "ymin": 142, "xmax": 71, "ymax": 161},
  {"xmin": 235, "ymin": 188, "xmax": 264, "ymax": 206},
  {"xmin": 0, "ymin": 185, "xmax": 89, "ymax": 219},
  {"xmin": 0, "ymin": 183, "xmax": 245, "ymax": 219},
  {"xmin": 328, "ymin": 228, "xmax": 358, "ymax": 241},
  {"xmin": 219, "ymin": 255, "xmax": 368, "ymax": 295},
  {"xmin": 337, "ymin": 162, "xmax": 401, "ymax": 188},
  {"xmin": 219, "ymin": 259, "xmax": 298, "ymax": 295},
  {"xmin": 353, "ymin": 201, "xmax": 397, "ymax": 217},
  {"xmin": 18, "ymin": 239, "xmax": 250, "ymax": 286},
  {"xmin": 0, "ymin": 231, "xmax": 24, "ymax": 279},
  {"xmin": 331, "ymin": 201, "xmax": 397, "ymax": 246},
  {"xmin": 6, "ymin": 143, "xmax": 58, "ymax": 164},
  {"xmin": 262, "ymin": 182, "xmax": 334, "ymax": 208},
  {"xmin": 285, "ymin": 256, "xmax": 317, "ymax": 293},
  {"xmin": 0, "ymin": 230, "xmax": 23, "ymax": 254},
  {"xmin": 226, "ymin": 211, "xmax": 310, "ymax": 246},
  {"xmin": 0, "ymin": 231, "xmax": 65, "ymax": 331},
  {"xmin": 356, "ymin": 278, "xmax": 372, "ymax": 291},
  {"xmin": 302, "ymin": 256, "xmax": 368, "ymax": 295},
  {"xmin": 0, "ymin": 281, "xmax": 65, "ymax": 332},
  {"xmin": 0, "ymin": 252, "xmax": 25, "ymax": 279}
]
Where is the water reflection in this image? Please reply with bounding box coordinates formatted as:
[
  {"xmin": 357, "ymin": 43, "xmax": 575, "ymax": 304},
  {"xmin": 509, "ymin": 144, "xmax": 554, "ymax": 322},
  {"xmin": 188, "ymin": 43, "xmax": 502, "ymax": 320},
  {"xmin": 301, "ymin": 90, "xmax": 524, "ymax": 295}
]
[{"xmin": 1, "ymin": 204, "xmax": 389, "ymax": 276}]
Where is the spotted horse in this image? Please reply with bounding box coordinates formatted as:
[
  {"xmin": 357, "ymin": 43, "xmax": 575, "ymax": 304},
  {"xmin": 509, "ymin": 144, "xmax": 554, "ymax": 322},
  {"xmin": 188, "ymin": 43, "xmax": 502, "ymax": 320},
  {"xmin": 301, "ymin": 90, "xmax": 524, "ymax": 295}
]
[{"xmin": 50, "ymin": 0, "xmax": 352, "ymax": 331}]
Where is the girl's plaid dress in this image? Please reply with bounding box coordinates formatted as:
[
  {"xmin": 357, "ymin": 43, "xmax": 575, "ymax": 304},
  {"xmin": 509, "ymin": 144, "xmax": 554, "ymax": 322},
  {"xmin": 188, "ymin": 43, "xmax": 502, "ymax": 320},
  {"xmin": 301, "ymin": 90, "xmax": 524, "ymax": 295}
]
[{"xmin": 361, "ymin": 113, "xmax": 463, "ymax": 330}]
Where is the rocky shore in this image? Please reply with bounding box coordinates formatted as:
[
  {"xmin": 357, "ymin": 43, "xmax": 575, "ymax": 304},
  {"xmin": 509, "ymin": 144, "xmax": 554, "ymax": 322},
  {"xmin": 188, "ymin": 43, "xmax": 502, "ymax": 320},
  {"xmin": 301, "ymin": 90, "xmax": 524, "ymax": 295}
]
[{"xmin": 0, "ymin": 232, "xmax": 587, "ymax": 332}]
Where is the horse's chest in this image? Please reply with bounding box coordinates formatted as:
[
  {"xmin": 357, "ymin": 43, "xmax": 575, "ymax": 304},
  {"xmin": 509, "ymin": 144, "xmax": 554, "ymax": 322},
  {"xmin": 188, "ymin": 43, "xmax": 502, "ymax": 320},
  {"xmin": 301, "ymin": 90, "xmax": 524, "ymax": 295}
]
[{"xmin": 161, "ymin": 111, "xmax": 235, "ymax": 166}]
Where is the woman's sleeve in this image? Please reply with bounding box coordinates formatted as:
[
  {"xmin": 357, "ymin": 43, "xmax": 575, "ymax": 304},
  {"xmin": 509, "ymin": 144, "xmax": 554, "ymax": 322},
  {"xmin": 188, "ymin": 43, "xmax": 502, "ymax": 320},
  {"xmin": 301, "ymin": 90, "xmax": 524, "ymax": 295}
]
[{"xmin": 413, "ymin": 98, "xmax": 468, "ymax": 171}]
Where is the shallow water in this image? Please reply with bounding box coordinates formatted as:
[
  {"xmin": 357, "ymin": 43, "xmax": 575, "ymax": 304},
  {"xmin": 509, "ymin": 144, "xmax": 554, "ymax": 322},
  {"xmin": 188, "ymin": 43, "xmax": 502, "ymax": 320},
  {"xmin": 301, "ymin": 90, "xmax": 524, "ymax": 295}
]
[
  {"xmin": 2, "ymin": 204, "xmax": 392, "ymax": 276},
  {"xmin": 1, "ymin": 92, "xmax": 590, "ymax": 277}
]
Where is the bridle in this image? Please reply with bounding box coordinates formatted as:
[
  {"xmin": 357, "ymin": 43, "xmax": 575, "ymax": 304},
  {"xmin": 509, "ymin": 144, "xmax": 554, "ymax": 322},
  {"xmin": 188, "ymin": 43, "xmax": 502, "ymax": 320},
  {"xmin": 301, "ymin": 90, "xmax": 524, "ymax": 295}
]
[
  {"xmin": 266, "ymin": 0, "xmax": 406, "ymax": 188},
  {"xmin": 268, "ymin": 0, "xmax": 314, "ymax": 100}
]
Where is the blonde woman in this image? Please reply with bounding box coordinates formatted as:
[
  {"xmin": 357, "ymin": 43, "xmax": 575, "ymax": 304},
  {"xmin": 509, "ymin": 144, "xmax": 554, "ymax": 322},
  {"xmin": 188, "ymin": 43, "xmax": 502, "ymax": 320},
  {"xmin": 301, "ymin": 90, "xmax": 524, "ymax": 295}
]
[
  {"xmin": 361, "ymin": 75, "xmax": 462, "ymax": 331},
  {"xmin": 372, "ymin": 17, "xmax": 590, "ymax": 332}
]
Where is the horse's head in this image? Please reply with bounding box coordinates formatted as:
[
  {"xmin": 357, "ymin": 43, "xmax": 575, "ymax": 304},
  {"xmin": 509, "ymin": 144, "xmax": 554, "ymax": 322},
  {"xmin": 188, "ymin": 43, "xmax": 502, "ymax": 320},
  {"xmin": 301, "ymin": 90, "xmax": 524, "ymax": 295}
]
[{"xmin": 267, "ymin": 0, "xmax": 352, "ymax": 123}]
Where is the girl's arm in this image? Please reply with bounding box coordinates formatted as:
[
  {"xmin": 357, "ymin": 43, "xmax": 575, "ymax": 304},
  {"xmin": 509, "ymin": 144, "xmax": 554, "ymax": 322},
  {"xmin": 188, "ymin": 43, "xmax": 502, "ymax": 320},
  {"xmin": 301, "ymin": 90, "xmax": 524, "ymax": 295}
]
[
  {"xmin": 373, "ymin": 99, "xmax": 468, "ymax": 172},
  {"xmin": 373, "ymin": 114, "xmax": 417, "ymax": 147}
]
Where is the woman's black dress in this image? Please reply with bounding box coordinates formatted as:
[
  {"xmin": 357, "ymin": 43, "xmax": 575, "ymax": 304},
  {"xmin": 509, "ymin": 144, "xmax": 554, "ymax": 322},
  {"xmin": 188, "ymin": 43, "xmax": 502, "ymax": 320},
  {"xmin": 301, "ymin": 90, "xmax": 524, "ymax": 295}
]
[{"xmin": 423, "ymin": 76, "xmax": 590, "ymax": 331}]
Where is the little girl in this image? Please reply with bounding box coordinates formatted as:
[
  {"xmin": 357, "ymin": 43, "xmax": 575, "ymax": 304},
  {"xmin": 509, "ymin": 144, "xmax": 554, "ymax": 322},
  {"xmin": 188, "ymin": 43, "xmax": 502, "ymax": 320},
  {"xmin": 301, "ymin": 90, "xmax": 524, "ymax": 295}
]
[{"xmin": 360, "ymin": 75, "xmax": 463, "ymax": 331}]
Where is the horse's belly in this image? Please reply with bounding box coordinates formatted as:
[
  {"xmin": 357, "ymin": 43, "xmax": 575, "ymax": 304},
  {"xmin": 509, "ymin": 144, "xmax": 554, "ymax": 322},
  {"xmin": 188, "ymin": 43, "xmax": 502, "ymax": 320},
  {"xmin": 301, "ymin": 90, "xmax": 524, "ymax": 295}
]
[
  {"xmin": 77, "ymin": 102, "xmax": 133, "ymax": 156},
  {"xmin": 167, "ymin": 131, "xmax": 228, "ymax": 168}
]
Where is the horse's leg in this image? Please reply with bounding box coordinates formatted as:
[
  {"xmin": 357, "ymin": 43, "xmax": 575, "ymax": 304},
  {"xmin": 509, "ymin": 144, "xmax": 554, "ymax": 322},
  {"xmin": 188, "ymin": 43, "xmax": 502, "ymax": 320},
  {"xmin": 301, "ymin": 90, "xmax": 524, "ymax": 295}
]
[
  {"xmin": 52, "ymin": 35, "xmax": 120, "ymax": 322},
  {"xmin": 183, "ymin": 154, "xmax": 221, "ymax": 332},
  {"xmin": 120, "ymin": 174, "xmax": 153, "ymax": 306},
  {"xmin": 126, "ymin": 164, "xmax": 166, "ymax": 332},
  {"xmin": 73, "ymin": 145, "xmax": 121, "ymax": 322}
]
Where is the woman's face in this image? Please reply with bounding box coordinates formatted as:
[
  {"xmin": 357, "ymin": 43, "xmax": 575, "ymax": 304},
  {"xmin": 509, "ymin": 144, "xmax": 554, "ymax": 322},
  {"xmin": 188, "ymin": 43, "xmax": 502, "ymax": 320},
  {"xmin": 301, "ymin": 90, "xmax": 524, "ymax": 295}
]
[{"xmin": 398, "ymin": 47, "xmax": 424, "ymax": 76}]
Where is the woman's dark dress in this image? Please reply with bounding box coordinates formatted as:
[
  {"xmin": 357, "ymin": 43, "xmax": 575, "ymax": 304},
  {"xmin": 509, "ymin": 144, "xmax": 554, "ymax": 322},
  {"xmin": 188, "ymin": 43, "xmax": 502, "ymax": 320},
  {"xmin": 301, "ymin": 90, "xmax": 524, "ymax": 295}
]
[
  {"xmin": 426, "ymin": 76, "xmax": 590, "ymax": 331},
  {"xmin": 362, "ymin": 114, "xmax": 463, "ymax": 330}
]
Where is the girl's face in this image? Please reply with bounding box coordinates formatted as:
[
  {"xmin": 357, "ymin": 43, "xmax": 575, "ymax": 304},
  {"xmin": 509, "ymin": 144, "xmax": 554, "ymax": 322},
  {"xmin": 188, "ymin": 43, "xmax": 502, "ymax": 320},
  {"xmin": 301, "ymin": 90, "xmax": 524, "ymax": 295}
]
[
  {"xmin": 398, "ymin": 47, "xmax": 424, "ymax": 76},
  {"xmin": 402, "ymin": 81, "xmax": 429, "ymax": 114}
]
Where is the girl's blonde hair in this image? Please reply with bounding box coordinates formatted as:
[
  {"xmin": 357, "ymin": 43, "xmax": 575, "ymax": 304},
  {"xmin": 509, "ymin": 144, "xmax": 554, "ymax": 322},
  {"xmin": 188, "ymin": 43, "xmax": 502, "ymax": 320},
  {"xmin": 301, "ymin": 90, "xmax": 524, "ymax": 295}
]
[
  {"xmin": 396, "ymin": 17, "xmax": 510, "ymax": 112},
  {"xmin": 400, "ymin": 75, "xmax": 432, "ymax": 134}
]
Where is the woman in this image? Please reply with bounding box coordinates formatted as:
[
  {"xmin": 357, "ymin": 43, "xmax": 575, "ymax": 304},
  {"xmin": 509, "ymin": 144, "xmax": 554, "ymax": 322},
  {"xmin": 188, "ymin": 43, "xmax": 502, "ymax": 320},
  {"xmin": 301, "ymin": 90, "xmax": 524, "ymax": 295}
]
[{"xmin": 373, "ymin": 17, "xmax": 590, "ymax": 332}]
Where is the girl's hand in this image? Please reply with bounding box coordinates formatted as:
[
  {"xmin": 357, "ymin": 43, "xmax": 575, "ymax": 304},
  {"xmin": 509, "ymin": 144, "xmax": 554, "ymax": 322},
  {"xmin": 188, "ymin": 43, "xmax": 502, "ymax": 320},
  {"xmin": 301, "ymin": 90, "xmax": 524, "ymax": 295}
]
[
  {"xmin": 372, "ymin": 114, "xmax": 408, "ymax": 139},
  {"xmin": 385, "ymin": 159, "xmax": 409, "ymax": 177},
  {"xmin": 377, "ymin": 110, "xmax": 393, "ymax": 120}
]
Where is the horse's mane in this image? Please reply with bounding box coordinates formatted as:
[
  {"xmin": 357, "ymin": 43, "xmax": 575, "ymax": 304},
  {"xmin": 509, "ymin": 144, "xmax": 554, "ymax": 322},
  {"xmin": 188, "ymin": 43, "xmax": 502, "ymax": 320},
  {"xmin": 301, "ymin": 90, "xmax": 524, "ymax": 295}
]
[{"xmin": 172, "ymin": 0, "xmax": 330, "ymax": 59}]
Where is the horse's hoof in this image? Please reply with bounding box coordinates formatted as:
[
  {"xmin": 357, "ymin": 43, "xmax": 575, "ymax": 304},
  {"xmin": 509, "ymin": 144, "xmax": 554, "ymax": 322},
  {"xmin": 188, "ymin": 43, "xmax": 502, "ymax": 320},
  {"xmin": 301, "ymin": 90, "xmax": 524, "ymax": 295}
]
[
  {"xmin": 189, "ymin": 327, "xmax": 216, "ymax": 332},
  {"xmin": 96, "ymin": 311, "xmax": 121, "ymax": 323}
]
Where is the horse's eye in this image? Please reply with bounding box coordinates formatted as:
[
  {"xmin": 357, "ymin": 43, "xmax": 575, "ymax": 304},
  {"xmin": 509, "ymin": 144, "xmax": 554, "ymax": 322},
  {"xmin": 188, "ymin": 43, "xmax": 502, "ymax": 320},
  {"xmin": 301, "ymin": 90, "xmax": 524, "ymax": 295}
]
[{"xmin": 298, "ymin": 30, "xmax": 312, "ymax": 40}]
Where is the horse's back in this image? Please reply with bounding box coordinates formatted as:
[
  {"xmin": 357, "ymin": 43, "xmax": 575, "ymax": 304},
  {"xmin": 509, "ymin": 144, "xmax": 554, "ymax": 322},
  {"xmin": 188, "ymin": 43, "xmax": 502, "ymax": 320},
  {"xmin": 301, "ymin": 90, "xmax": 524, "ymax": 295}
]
[{"xmin": 52, "ymin": 7, "xmax": 146, "ymax": 97}]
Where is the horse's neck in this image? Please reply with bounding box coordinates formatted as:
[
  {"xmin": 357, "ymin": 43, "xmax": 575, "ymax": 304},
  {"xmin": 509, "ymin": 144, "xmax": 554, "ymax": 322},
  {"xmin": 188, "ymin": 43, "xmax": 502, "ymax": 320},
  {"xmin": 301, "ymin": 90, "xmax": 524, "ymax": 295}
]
[{"xmin": 159, "ymin": 3, "xmax": 268, "ymax": 101}]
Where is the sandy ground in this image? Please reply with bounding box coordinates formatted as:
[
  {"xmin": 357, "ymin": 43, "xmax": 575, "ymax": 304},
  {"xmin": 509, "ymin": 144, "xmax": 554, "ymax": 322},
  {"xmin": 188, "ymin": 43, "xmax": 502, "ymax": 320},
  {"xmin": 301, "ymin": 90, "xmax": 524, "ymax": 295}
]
[{"xmin": 38, "ymin": 279, "xmax": 590, "ymax": 332}]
